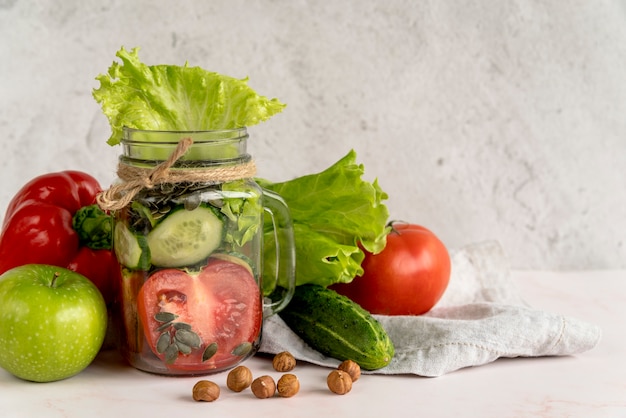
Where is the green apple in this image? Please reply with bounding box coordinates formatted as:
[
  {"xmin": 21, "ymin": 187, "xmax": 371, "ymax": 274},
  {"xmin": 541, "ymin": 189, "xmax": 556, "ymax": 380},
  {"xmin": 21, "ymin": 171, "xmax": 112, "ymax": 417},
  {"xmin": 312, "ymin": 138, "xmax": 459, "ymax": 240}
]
[{"xmin": 0, "ymin": 264, "xmax": 108, "ymax": 382}]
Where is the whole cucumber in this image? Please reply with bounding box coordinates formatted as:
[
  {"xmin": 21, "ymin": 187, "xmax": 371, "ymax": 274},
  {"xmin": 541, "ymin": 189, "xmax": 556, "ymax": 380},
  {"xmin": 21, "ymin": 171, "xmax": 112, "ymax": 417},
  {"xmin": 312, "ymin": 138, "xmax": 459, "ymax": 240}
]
[{"xmin": 279, "ymin": 284, "xmax": 394, "ymax": 370}]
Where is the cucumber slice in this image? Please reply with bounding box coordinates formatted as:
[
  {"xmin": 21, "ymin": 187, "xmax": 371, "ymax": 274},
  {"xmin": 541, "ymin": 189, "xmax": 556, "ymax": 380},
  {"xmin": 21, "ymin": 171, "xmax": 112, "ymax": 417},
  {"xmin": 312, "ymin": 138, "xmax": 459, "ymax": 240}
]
[
  {"xmin": 146, "ymin": 205, "xmax": 224, "ymax": 267},
  {"xmin": 114, "ymin": 222, "xmax": 150, "ymax": 270},
  {"xmin": 211, "ymin": 252, "xmax": 256, "ymax": 277}
]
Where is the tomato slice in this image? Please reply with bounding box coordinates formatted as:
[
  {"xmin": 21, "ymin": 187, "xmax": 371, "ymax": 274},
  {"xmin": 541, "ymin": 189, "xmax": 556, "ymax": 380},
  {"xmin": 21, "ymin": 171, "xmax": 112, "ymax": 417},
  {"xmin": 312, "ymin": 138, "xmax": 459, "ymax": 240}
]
[{"xmin": 137, "ymin": 258, "xmax": 262, "ymax": 371}]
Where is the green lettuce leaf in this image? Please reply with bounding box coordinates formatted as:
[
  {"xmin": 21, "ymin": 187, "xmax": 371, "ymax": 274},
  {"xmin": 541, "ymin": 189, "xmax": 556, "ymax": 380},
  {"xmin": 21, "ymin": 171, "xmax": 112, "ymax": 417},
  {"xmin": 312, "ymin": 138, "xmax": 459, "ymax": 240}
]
[
  {"xmin": 93, "ymin": 47, "xmax": 286, "ymax": 145},
  {"xmin": 220, "ymin": 180, "xmax": 263, "ymax": 248},
  {"xmin": 258, "ymin": 150, "xmax": 390, "ymax": 292}
]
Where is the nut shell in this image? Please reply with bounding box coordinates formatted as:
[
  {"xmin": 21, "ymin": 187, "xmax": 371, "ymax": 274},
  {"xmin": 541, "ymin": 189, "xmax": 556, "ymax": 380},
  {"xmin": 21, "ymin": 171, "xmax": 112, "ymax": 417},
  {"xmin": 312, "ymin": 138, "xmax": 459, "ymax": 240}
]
[
  {"xmin": 277, "ymin": 373, "xmax": 300, "ymax": 398},
  {"xmin": 226, "ymin": 365, "xmax": 253, "ymax": 392},
  {"xmin": 251, "ymin": 375, "xmax": 276, "ymax": 399},
  {"xmin": 192, "ymin": 380, "xmax": 220, "ymax": 402},
  {"xmin": 272, "ymin": 351, "xmax": 296, "ymax": 372},
  {"xmin": 327, "ymin": 370, "xmax": 352, "ymax": 395},
  {"xmin": 337, "ymin": 359, "xmax": 361, "ymax": 382}
]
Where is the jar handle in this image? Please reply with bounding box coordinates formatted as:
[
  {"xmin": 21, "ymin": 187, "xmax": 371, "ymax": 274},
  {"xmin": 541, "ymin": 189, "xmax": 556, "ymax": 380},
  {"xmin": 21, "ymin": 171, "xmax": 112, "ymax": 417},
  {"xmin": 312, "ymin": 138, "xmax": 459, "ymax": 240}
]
[{"xmin": 261, "ymin": 189, "xmax": 296, "ymax": 317}]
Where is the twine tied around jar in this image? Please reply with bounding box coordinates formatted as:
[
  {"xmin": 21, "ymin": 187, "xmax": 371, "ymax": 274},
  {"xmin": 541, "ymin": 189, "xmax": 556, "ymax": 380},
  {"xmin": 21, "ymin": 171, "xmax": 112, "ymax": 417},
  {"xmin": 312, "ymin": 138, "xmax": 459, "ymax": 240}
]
[{"xmin": 96, "ymin": 137, "xmax": 257, "ymax": 212}]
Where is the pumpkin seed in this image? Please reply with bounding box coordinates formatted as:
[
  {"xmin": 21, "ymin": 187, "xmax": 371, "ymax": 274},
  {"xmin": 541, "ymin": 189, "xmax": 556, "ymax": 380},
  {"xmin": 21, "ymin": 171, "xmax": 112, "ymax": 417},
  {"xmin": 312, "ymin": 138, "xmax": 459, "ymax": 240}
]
[
  {"xmin": 157, "ymin": 204, "xmax": 172, "ymax": 214},
  {"xmin": 176, "ymin": 341, "xmax": 192, "ymax": 355},
  {"xmin": 155, "ymin": 312, "xmax": 178, "ymax": 323},
  {"xmin": 152, "ymin": 212, "xmax": 166, "ymax": 220},
  {"xmin": 156, "ymin": 332, "xmax": 171, "ymax": 354},
  {"xmin": 164, "ymin": 343, "xmax": 179, "ymax": 364},
  {"xmin": 175, "ymin": 328, "xmax": 202, "ymax": 348},
  {"xmin": 208, "ymin": 198, "xmax": 223, "ymax": 208},
  {"xmin": 202, "ymin": 342, "xmax": 218, "ymax": 362},
  {"xmin": 183, "ymin": 194, "xmax": 201, "ymax": 211},
  {"xmin": 156, "ymin": 321, "xmax": 173, "ymax": 332},
  {"xmin": 231, "ymin": 342, "xmax": 253, "ymax": 357},
  {"xmin": 172, "ymin": 322, "xmax": 192, "ymax": 331}
]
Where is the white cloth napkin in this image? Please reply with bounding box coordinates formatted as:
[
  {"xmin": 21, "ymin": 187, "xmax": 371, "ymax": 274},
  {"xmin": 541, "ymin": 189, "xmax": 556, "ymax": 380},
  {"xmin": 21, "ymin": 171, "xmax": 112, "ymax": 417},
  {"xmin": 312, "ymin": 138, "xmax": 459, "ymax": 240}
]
[{"xmin": 259, "ymin": 241, "xmax": 602, "ymax": 376}]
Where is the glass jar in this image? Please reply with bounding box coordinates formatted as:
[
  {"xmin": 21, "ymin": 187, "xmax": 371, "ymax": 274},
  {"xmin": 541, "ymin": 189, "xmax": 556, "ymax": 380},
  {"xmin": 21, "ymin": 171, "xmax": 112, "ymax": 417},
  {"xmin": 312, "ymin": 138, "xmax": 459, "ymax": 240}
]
[{"xmin": 105, "ymin": 127, "xmax": 295, "ymax": 376}]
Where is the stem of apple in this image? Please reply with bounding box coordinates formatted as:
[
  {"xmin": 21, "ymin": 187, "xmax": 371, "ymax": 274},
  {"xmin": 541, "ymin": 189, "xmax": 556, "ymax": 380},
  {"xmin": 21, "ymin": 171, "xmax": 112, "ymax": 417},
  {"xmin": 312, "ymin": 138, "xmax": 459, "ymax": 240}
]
[{"xmin": 51, "ymin": 271, "xmax": 60, "ymax": 288}]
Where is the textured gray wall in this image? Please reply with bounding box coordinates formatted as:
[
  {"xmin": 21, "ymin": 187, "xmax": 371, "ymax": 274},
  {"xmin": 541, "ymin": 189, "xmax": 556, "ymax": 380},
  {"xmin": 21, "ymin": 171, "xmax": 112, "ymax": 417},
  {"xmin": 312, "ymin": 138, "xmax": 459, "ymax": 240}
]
[{"xmin": 1, "ymin": 0, "xmax": 625, "ymax": 269}]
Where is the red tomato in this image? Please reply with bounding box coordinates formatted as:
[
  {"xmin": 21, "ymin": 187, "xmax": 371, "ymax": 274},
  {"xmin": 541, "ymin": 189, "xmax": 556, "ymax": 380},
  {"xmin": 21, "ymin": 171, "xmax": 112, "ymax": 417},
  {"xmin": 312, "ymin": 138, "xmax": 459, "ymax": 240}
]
[
  {"xmin": 331, "ymin": 223, "xmax": 451, "ymax": 315},
  {"xmin": 137, "ymin": 258, "xmax": 262, "ymax": 371}
]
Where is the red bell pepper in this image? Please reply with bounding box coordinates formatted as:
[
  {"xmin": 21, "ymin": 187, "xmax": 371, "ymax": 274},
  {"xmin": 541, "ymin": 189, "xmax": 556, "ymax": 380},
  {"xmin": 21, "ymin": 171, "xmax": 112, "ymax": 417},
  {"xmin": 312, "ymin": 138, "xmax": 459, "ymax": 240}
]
[{"xmin": 0, "ymin": 170, "xmax": 117, "ymax": 304}]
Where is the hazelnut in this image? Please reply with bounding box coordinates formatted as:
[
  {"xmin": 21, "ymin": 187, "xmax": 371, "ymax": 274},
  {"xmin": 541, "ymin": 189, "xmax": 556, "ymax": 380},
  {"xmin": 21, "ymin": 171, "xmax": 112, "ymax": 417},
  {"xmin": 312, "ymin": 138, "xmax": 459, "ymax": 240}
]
[
  {"xmin": 192, "ymin": 380, "xmax": 220, "ymax": 402},
  {"xmin": 272, "ymin": 351, "xmax": 296, "ymax": 372},
  {"xmin": 251, "ymin": 375, "xmax": 276, "ymax": 399},
  {"xmin": 337, "ymin": 359, "xmax": 361, "ymax": 382},
  {"xmin": 327, "ymin": 370, "xmax": 352, "ymax": 395},
  {"xmin": 276, "ymin": 373, "xmax": 300, "ymax": 398},
  {"xmin": 226, "ymin": 365, "xmax": 253, "ymax": 392}
]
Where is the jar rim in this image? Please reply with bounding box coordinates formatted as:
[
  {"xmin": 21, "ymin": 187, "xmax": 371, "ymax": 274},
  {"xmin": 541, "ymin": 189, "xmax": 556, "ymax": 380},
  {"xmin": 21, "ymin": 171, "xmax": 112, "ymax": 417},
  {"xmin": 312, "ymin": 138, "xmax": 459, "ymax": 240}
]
[
  {"xmin": 123, "ymin": 126, "xmax": 248, "ymax": 134},
  {"xmin": 122, "ymin": 126, "xmax": 248, "ymax": 144},
  {"xmin": 120, "ymin": 126, "xmax": 250, "ymax": 166}
]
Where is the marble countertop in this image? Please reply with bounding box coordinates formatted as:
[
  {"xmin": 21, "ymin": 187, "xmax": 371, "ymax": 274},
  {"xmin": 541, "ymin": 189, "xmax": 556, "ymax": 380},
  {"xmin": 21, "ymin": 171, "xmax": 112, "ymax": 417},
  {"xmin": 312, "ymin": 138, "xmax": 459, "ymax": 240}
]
[{"xmin": 1, "ymin": 270, "xmax": 624, "ymax": 418}]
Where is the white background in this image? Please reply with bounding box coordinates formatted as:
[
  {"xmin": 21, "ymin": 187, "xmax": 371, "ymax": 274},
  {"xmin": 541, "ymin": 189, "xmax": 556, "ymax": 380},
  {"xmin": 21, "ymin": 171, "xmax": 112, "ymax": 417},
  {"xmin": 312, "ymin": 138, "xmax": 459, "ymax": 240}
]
[{"xmin": 1, "ymin": 0, "xmax": 624, "ymax": 269}]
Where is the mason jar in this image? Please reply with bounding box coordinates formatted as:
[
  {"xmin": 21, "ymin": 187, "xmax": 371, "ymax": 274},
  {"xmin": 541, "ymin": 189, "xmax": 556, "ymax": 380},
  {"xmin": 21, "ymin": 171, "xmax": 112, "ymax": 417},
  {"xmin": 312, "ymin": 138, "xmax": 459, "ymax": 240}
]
[{"xmin": 101, "ymin": 127, "xmax": 295, "ymax": 376}]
